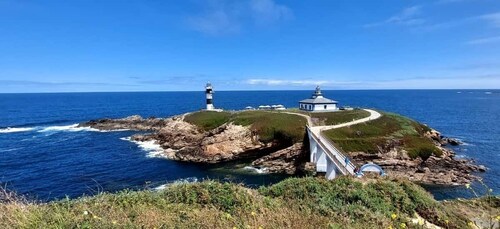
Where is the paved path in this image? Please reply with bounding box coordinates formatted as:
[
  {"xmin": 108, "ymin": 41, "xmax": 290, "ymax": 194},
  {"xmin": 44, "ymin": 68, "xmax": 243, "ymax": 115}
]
[
  {"xmin": 281, "ymin": 111, "xmax": 313, "ymax": 126},
  {"xmin": 282, "ymin": 109, "xmax": 382, "ymax": 176},
  {"xmin": 311, "ymin": 109, "xmax": 381, "ymax": 134},
  {"xmin": 283, "ymin": 109, "xmax": 381, "ymax": 134},
  {"xmin": 282, "ymin": 109, "xmax": 382, "ymax": 134}
]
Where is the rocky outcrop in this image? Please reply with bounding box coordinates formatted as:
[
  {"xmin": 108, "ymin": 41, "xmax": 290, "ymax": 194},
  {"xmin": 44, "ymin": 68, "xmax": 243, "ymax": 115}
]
[
  {"xmin": 81, "ymin": 114, "xmax": 485, "ymax": 185},
  {"xmin": 80, "ymin": 115, "xmax": 169, "ymax": 131},
  {"xmin": 350, "ymin": 128, "xmax": 485, "ymax": 185},
  {"xmin": 251, "ymin": 143, "xmax": 314, "ymax": 174},
  {"xmin": 81, "ymin": 115, "xmax": 275, "ymax": 164},
  {"xmin": 425, "ymin": 129, "xmax": 463, "ymax": 146}
]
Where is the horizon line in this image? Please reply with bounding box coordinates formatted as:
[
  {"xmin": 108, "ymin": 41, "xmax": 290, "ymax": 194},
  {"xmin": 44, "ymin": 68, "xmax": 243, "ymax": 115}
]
[{"xmin": 0, "ymin": 88, "xmax": 498, "ymax": 94}]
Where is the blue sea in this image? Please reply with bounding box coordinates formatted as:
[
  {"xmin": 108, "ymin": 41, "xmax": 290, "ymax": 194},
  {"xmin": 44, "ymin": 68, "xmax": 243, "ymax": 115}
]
[{"xmin": 0, "ymin": 90, "xmax": 499, "ymax": 201}]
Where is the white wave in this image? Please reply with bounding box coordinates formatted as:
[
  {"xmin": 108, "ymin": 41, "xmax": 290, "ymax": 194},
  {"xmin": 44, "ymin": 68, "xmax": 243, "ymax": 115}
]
[
  {"xmin": 460, "ymin": 142, "xmax": 473, "ymax": 146},
  {"xmin": 0, "ymin": 147, "xmax": 24, "ymax": 152},
  {"xmin": 37, "ymin": 124, "xmax": 129, "ymax": 133},
  {"xmin": 154, "ymin": 177, "xmax": 199, "ymax": 191},
  {"xmin": 120, "ymin": 137, "xmax": 164, "ymax": 158},
  {"xmin": 0, "ymin": 127, "xmax": 35, "ymax": 134},
  {"xmin": 99, "ymin": 129, "xmax": 130, "ymax": 132},
  {"xmin": 38, "ymin": 124, "xmax": 98, "ymax": 132},
  {"xmin": 243, "ymin": 166, "xmax": 268, "ymax": 174},
  {"xmin": 485, "ymin": 91, "xmax": 492, "ymax": 94}
]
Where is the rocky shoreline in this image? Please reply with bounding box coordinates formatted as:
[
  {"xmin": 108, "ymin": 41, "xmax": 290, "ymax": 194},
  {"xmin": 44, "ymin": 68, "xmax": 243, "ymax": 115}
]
[{"xmin": 80, "ymin": 113, "xmax": 485, "ymax": 186}]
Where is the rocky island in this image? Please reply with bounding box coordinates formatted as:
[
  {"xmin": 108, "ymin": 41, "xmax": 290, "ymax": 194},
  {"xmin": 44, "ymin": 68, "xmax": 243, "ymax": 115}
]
[{"xmin": 79, "ymin": 109, "xmax": 485, "ymax": 186}]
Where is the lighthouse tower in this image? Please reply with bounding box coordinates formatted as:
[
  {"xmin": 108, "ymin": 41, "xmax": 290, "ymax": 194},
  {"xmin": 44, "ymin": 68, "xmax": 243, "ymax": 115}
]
[{"xmin": 205, "ymin": 82, "xmax": 214, "ymax": 110}]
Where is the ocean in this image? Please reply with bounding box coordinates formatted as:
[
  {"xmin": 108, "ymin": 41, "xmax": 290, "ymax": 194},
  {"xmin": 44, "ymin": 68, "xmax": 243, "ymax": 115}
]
[{"xmin": 0, "ymin": 90, "xmax": 498, "ymax": 201}]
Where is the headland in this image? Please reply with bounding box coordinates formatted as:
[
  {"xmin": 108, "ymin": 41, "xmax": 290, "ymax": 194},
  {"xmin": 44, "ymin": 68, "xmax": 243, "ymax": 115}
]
[{"xmin": 79, "ymin": 107, "xmax": 485, "ymax": 186}]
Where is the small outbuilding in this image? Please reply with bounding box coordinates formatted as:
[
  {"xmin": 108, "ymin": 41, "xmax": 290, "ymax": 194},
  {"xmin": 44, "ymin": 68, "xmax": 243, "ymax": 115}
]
[{"xmin": 299, "ymin": 86, "xmax": 338, "ymax": 112}]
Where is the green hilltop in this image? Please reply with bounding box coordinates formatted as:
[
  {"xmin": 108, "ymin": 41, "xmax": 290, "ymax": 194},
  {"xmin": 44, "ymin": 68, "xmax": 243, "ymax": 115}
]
[{"xmin": 184, "ymin": 109, "xmax": 441, "ymax": 160}]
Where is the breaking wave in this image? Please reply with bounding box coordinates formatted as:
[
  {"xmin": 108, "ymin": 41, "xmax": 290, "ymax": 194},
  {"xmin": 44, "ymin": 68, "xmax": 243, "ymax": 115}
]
[
  {"xmin": 120, "ymin": 137, "xmax": 164, "ymax": 158},
  {"xmin": 243, "ymin": 166, "xmax": 268, "ymax": 174},
  {"xmin": 153, "ymin": 177, "xmax": 199, "ymax": 191},
  {"xmin": 37, "ymin": 124, "xmax": 96, "ymax": 132},
  {"xmin": 0, "ymin": 127, "xmax": 35, "ymax": 133}
]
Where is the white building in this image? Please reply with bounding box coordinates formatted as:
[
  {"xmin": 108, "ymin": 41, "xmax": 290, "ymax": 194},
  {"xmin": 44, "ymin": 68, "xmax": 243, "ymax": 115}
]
[{"xmin": 299, "ymin": 86, "xmax": 338, "ymax": 112}]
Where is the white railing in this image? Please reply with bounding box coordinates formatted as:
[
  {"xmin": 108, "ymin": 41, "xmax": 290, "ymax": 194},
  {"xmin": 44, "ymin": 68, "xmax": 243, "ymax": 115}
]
[
  {"xmin": 307, "ymin": 126, "xmax": 355, "ymax": 175},
  {"xmin": 318, "ymin": 134, "xmax": 356, "ymax": 175}
]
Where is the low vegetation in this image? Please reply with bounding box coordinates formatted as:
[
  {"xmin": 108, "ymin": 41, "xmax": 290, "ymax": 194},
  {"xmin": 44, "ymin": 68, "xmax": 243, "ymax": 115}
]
[
  {"xmin": 323, "ymin": 112, "xmax": 439, "ymax": 159},
  {"xmin": 184, "ymin": 111, "xmax": 232, "ymax": 131},
  {"xmin": 309, "ymin": 109, "xmax": 370, "ymax": 125},
  {"xmin": 232, "ymin": 111, "xmax": 306, "ymax": 144},
  {"xmin": 2, "ymin": 177, "xmax": 497, "ymax": 228},
  {"xmin": 185, "ymin": 111, "xmax": 307, "ymax": 144}
]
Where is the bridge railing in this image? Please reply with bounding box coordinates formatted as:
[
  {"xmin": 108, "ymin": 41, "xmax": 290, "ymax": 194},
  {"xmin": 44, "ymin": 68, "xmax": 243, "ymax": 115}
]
[
  {"xmin": 318, "ymin": 134, "xmax": 356, "ymax": 174},
  {"xmin": 306, "ymin": 126, "xmax": 355, "ymax": 175}
]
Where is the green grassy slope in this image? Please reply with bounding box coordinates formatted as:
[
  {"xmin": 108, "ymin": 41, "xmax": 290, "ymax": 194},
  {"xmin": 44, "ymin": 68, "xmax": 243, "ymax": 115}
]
[
  {"xmin": 2, "ymin": 177, "xmax": 493, "ymax": 229},
  {"xmin": 323, "ymin": 112, "xmax": 439, "ymax": 159},
  {"xmin": 185, "ymin": 111, "xmax": 307, "ymax": 144},
  {"xmin": 310, "ymin": 109, "xmax": 370, "ymax": 125},
  {"xmin": 184, "ymin": 111, "xmax": 232, "ymax": 131}
]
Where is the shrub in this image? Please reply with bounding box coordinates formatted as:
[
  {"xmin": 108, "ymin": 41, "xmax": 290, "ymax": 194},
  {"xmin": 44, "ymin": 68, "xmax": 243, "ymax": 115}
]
[{"xmin": 160, "ymin": 181, "xmax": 252, "ymax": 213}]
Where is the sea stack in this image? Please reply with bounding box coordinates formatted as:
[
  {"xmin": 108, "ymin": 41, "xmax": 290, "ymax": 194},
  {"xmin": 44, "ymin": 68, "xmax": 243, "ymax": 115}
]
[{"xmin": 205, "ymin": 82, "xmax": 214, "ymax": 110}]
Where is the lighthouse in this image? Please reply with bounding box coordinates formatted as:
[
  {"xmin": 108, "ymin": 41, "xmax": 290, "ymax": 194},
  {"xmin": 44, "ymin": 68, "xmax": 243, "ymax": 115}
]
[{"xmin": 205, "ymin": 82, "xmax": 214, "ymax": 110}]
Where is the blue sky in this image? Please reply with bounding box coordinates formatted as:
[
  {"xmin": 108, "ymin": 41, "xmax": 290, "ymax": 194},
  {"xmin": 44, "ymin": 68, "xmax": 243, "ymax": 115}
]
[{"xmin": 1, "ymin": 0, "xmax": 500, "ymax": 92}]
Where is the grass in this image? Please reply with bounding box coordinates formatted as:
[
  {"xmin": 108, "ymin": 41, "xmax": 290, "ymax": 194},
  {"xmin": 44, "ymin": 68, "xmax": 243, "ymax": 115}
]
[
  {"xmin": 309, "ymin": 109, "xmax": 371, "ymax": 125},
  {"xmin": 2, "ymin": 177, "xmax": 492, "ymax": 229},
  {"xmin": 185, "ymin": 110, "xmax": 307, "ymax": 144},
  {"xmin": 323, "ymin": 112, "xmax": 439, "ymax": 159},
  {"xmin": 232, "ymin": 111, "xmax": 307, "ymax": 144},
  {"xmin": 184, "ymin": 111, "xmax": 232, "ymax": 131},
  {"xmin": 184, "ymin": 110, "xmax": 439, "ymax": 159}
]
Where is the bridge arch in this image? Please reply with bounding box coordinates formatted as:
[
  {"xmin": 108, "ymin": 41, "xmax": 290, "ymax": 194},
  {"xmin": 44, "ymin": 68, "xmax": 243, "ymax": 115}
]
[{"xmin": 356, "ymin": 163, "xmax": 385, "ymax": 177}]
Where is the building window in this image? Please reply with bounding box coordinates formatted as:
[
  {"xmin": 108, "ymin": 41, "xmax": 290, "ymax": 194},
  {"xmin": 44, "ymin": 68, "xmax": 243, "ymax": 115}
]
[{"xmin": 324, "ymin": 105, "xmax": 327, "ymax": 109}]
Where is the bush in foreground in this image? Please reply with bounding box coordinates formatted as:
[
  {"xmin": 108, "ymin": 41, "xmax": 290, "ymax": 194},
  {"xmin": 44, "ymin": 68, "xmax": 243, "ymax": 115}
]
[{"xmin": 1, "ymin": 177, "xmax": 498, "ymax": 228}]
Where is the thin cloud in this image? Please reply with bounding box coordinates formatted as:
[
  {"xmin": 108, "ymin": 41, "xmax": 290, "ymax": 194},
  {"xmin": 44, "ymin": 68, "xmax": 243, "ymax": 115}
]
[
  {"xmin": 435, "ymin": 0, "xmax": 471, "ymax": 4},
  {"xmin": 465, "ymin": 35, "xmax": 500, "ymax": 45},
  {"xmin": 479, "ymin": 12, "xmax": 500, "ymax": 27},
  {"xmin": 186, "ymin": 0, "xmax": 292, "ymax": 36},
  {"xmin": 246, "ymin": 79, "xmax": 331, "ymax": 86},
  {"xmin": 187, "ymin": 2, "xmax": 241, "ymax": 36},
  {"xmin": 410, "ymin": 11, "xmax": 500, "ymax": 32},
  {"xmin": 447, "ymin": 62, "xmax": 500, "ymax": 70},
  {"xmin": 0, "ymin": 80, "xmax": 135, "ymax": 87},
  {"xmin": 245, "ymin": 78, "xmax": 364, "ymax": 87},
  {"xmin": 136, "ymin": 75, "xmax": 207, "ymax": 85},
  {"xmin": 244, "ymin": 74, "xmax": 500, "ymax": 89},
  {"xmin": 364, "ymin": 6, "xmax": 425, "ymax": 28},
  {"xmin": 249, "ymin": 0, "xmax": 293, "ymax": 25}
]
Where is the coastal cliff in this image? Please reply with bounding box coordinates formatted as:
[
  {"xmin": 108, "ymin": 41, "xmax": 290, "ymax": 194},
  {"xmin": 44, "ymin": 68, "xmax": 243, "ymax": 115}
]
[
  {"xmin": 81, "ymin": 111, "xmax": 306, "ymax": 165},
  {"xmin": 80, "ymin": 110, "xmax": 485, "ymax": 185}
]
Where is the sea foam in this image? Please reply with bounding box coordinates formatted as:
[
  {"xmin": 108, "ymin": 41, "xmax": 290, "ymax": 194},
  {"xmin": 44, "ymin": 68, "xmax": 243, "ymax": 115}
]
[
  {"xmin": 153, "ymin": 177, "xmax": 199, "ymax": 191},
  {"xmin": 38, "ymin": 124, "xmax": 129, "ymax": 133},
  {"xmin": 243, "ymin": 166, "xmax": 268, "ymax": 174},
  {"xmin": 0, "ymin": 127, "xmax": 35, "ymax": 134},
  {"xmin": 120, "ymin": 137, "xmax": 164, "ymax": 158}
]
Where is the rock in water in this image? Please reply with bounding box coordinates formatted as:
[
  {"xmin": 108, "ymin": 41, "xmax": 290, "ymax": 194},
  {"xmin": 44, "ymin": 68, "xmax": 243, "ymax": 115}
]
[{"xmin": 251, "ymin": 143, "xmax": 311, "ymax": 174}]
